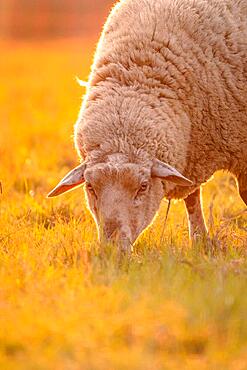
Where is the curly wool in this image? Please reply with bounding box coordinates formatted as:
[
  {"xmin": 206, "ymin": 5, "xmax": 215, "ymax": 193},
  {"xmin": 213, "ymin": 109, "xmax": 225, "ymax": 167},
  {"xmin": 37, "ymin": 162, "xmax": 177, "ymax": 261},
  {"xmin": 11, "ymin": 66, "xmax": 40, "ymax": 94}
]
[{"xmin": 75, "ymin": 0, "xmax": 247, "ymax": 199}]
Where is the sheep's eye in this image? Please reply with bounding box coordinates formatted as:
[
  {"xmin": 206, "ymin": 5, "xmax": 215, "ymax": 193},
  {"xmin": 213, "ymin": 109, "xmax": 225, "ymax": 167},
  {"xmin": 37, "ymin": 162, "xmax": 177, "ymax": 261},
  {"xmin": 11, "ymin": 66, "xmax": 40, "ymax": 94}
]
[
  {"xmin": 86, "ymin": 183, "xmax": 96, "ymax": 196},
  {"xmin": 138, "ymin": 182, "xmax": 149, "ymax": 194}
]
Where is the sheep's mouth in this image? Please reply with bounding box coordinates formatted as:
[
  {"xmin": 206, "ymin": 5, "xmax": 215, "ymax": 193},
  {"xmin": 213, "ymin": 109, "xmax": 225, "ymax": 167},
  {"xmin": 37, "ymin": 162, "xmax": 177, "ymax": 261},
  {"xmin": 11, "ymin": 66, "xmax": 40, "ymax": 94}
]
[{"xmin": 118, "ymin": 238, "xmax": 133, "ymax": 254}]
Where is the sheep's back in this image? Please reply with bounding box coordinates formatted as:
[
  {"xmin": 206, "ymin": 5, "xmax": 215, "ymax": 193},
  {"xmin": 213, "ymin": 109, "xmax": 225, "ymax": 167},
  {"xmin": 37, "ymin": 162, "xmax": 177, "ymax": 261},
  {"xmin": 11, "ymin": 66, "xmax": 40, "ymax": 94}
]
[{"xmin": 76, "ymin": 0, "xmax": 247, "ymax": 187}]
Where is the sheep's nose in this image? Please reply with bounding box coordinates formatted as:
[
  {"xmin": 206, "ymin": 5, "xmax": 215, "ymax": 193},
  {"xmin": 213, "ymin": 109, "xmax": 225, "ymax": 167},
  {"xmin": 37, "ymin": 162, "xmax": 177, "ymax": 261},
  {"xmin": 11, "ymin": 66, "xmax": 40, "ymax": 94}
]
[
  {"xmin": 104, "ymin": 220, "xmax": 120, "ymax": 240},
  {"xmin": 103, "ymin": 223, "xmax": 132, "ymax": 250}
]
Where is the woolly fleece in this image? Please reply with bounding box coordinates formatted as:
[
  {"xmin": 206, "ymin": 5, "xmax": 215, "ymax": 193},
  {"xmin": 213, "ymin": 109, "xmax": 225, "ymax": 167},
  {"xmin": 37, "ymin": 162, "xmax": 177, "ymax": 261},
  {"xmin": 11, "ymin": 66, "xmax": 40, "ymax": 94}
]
[{"xmin": 75, "ymin": 0, "xmax": 247, "ymax": 201}]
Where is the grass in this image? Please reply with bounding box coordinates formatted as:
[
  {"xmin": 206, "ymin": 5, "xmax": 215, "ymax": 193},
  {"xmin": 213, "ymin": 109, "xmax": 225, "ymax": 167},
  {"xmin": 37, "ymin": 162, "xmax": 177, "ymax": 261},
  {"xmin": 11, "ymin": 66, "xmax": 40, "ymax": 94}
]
[{"xmin": 0, "ymin": 39, "xmax": 247, "ymax": 370}]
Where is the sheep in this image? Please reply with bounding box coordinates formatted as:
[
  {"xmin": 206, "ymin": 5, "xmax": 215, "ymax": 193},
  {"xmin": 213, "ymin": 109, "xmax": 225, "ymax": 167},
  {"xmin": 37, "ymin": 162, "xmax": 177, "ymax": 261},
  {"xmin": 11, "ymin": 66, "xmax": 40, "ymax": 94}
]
[{"xmin": 48, "ymin": 0, "xmax": 247, "ymax": 251}]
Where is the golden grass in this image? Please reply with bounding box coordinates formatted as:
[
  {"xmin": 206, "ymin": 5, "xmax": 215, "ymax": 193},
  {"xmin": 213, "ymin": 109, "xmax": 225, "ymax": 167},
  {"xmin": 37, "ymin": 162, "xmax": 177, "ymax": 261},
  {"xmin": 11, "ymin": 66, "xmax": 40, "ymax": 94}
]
[{"xmin": 0, "ymin": 39, "xmax": 247, "ymax": 370}]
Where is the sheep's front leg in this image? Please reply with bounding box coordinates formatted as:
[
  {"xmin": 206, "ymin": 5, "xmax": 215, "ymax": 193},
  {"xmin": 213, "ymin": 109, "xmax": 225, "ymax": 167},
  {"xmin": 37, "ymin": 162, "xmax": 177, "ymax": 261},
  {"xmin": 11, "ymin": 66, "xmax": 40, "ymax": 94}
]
[{"xmin": 184, "ymin": 188, "xmax": 208, "ymax": 241}]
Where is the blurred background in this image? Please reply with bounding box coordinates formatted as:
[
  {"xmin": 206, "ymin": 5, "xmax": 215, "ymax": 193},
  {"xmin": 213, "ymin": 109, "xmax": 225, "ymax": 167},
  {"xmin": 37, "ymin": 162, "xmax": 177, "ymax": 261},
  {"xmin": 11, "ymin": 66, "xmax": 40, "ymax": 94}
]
[{"xmin": 0, "ymin": 0, "xmax": 114, "ymax": 40}]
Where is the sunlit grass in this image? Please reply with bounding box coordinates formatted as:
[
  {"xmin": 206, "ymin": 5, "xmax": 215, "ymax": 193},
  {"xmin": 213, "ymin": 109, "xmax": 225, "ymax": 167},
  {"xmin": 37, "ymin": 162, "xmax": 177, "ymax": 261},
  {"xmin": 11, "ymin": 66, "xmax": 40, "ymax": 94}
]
[{"xmin": 0, "ymin": 40, "xmax": 246, "ymax": 370}]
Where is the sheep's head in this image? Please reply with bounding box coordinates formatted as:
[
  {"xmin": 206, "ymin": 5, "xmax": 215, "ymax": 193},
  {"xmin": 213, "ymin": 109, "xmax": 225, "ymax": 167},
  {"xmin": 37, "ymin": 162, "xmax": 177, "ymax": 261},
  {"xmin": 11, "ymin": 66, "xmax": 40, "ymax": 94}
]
[{"xmin": 48, "ymin": 154, "xmax": 192, "ymax": 252}]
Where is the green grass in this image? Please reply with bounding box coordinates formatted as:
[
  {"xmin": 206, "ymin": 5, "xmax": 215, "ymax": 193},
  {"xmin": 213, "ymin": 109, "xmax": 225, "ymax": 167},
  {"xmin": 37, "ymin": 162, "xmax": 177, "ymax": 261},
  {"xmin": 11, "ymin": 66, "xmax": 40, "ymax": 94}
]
[{"xmin": 0, "ymin": 39, "xmax": 247, "ymax": 370}]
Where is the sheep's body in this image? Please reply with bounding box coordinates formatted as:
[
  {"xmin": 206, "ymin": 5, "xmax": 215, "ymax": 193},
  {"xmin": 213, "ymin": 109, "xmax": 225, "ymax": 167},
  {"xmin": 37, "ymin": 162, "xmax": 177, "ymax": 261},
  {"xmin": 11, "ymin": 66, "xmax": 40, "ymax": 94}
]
[
  {"xmin": 76, "ymin": 0, "xmax": 247, "ymax": 201},
  {"xmin": 71, "ymin": 0, "xmax": 246, "ymax": 242}
]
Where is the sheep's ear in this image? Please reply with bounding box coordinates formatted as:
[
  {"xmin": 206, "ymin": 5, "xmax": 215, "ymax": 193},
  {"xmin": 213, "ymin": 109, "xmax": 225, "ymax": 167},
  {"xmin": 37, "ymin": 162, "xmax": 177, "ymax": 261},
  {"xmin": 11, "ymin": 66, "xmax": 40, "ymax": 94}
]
[
  {"xmin": 47, "ymin": 163, "xmax": 86, "ymax": 198},
  {"xmin": 151, "ymin": 159, "xmax": 193, "ymax": 186}
]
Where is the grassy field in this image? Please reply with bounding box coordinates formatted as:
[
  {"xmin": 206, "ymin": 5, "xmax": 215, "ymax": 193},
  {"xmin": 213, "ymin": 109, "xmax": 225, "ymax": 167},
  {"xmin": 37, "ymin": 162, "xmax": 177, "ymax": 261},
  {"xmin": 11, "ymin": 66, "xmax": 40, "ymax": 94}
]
[{"xmin": 0, "ymin": 39, "xmax": 247, "ymax": 370}]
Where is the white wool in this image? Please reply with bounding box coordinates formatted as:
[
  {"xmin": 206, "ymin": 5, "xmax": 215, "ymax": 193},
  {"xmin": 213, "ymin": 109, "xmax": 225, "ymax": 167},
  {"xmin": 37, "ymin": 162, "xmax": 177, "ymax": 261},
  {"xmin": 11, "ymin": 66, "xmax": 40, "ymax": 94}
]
[{"xmin": 75, "ymin": 0, "xmax": 246, "ymax": 200}]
